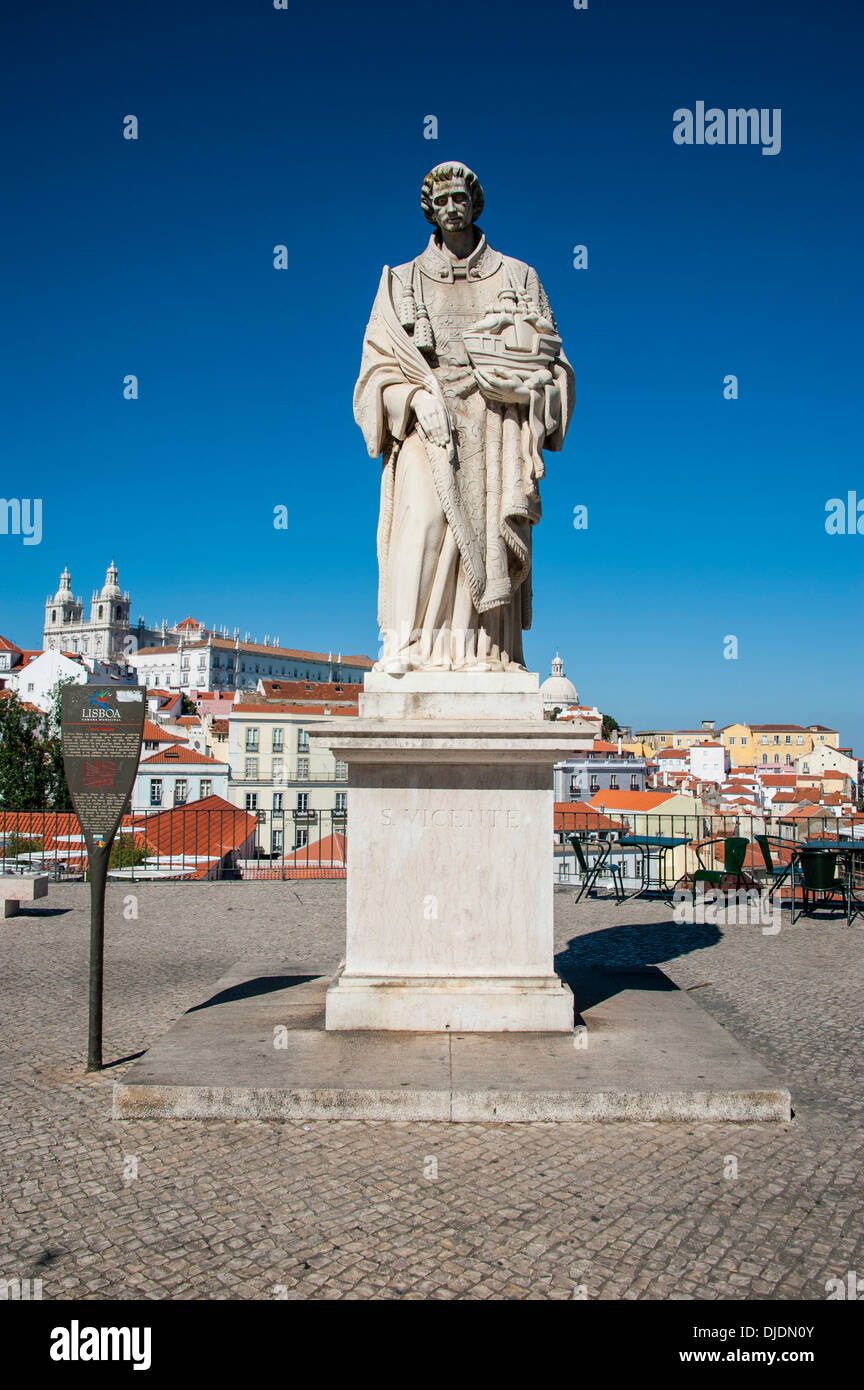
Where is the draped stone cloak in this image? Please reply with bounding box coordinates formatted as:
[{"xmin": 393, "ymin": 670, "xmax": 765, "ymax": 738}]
[{"xmin": 354, "ymin": 233, "xmax": 574, "ymax": 670}]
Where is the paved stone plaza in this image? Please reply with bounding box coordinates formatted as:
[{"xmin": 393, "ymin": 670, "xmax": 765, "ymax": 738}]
[{"xmin": 1, "ymin": 881, "xmax": 861, "ymax": 1300}]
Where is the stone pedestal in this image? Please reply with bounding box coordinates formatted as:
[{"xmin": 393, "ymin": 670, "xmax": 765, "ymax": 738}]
[{"xmin": 309, "ymin": 672, "xmax": 595, "ymax": 1032}]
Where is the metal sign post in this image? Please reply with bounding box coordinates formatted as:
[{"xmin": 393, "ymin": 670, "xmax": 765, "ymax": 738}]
[{"xmin": 60, "ymin": 685, "xmax": 145, "ymax": 1071}]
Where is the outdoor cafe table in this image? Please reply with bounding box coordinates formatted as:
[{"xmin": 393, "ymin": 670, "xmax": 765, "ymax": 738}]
[
  {"xmin": 616, "ymin": 834, "xmax": 690, "ymax": 901},
  {"xmin": 797, "ymin": 840, "xmax": 863, "ymax": 922}
]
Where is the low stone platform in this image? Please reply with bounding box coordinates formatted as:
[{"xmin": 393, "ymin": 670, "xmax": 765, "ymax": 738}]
[{"xmin": 113, "ymin": 961, "xmax": 791, "ymax": 1123}]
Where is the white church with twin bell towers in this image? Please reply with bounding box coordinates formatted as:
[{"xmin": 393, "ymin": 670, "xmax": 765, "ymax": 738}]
[{"xmin": 43, "ymin": 562, "xmax": 159, "ymax": 661}]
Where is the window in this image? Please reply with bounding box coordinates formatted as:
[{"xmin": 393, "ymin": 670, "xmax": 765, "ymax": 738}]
[
  {"xmin": 660, "ymin": 735, "xmax": 667, "ymax": 744},
  {"xmin": 295, "ymin": 829, "xmax": 308, "ymax": 849},
  {"xmin": 272, "ymin": 728, "xmax": 284, "ymax": 752},
  {"xmin": 630, "ymin": 774, "xmax": 639, "ymax": 790},
  {"xmin": 569, "ymin": 776, "xmax": 579, "ymax": 795},
  {"xmin": 245, "ymin": 728, "xmax": 259, "ymax": 751},
  {"xmin": 589, "ymin": 774, "xmax": 599, "ymax": 792},
  {"xmin": 199, "ymin": 779, "xmax": 212, "ymax": 799},
  {"xmin": 297, "ymin": 757, "xmax": 309, "ymax": 779},
  {"xmin": 244, "ymin": 757, "xmax": 258, "ymax": 779},
  {"xmin": 272, "ymin": 829, "xmax": 283, "ymax": 854},
  {"xmin": 802, "ymin": 762, "xmax": 809, "ymax": 773},
  {"xmin": 98, "ymin": 605, "xmax": 103, "ymax": 618},
  {"xmin": 150, "ymin": 780, "xmax": 163, "ymax": 806},
  {"xmin": 741, "ymin": 737, "xmax": 748, "ymax": 747},
  {"xmin": 785, "ymin": 735, "xmax": 792, "ymax": 745},
  {"xmin": 335, "ymin": 759, "xmax": 348, "ymax": 780},
  {"xmin": 273, "ymin": 792, "xmax": 283, "ymax": 811},
  {"xmin": 335, "ymin": 792, "xmax": 347, "ymax": 811},
  {"xmin": 609, "ymin": 775, "xmax": 618, "ymax": 790},
  {"xmin": 729, "ymin": 736, "xmax": 735, "ymax": 746},
  {"xmin": 245, "ymin": 793, "xmax": 258, "ymax": 811},
  {"xmin": 762, "ymin": 735, "xmax": 769, "ymax": 745},
  {"xmin": 762, "ymin": 754, "xmax": 768, "ymax": 764},
  {"xmin": 773, "ymin": 735, "xmax": 780, "ymax": 745},
  {"xmin": 175, "ymin": 779, "xmax": 188, "ymax": 805},
  {"xmin": 297, "ymin": 792, "xmax": 309, "ymax": 811},
  {"xmin": 785, "ymin": 754, "xmax": 792, "ymax": 766},
  {"xmin": 797, "ymin": 735, "xmax": 804, "ymax": 745},
  {"xmin": 774, "ymin": 753, "xmax": 780, "ymax": 763}
]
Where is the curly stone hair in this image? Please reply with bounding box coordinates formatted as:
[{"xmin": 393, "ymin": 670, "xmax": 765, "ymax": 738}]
[{"xmin": 421, "ymin": 162, "xmax": 485, "ymax": 225}]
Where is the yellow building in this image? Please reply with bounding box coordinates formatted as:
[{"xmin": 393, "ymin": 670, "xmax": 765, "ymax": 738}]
[
  {"xmin": 748, "ymin": 724, "xmax": 839, "ymax": 768},
  {"xmin": 628, "ymin": 721, "xmax": 842, "ymax": 770},
  {"xmin": 719, "ymin": 723, "xmax": 754, "ymax": 767}
]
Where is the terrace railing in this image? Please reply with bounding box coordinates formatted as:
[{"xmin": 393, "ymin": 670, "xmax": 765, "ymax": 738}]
[{"xmin": 0, "ymin": 807, "xmax": 348, "ymax": 882}]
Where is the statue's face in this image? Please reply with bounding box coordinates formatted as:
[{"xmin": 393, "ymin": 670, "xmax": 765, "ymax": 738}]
[{"xmin": 430, "ymin": 176, "xmax": 473, "ymax": 233}]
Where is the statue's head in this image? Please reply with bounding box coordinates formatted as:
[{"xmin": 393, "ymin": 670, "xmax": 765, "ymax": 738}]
[{"xmin": 421, "ymin": 162, "xmax": 484, "ymax": 232}]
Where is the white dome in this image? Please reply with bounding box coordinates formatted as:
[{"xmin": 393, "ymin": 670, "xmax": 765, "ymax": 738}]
[
  {"xmin": 100, "ymin": 562, "xmax": 122, "ymax": 600},
  {"xmin": 541, "ymin": 652, "xmax": 577, "ymax": 705},
  {"xmin": 541, "ymin": 675, "xmax": 578, "ymax": 702},
  {"xmin": 53, "ymin": 567, "xmax": 72, "ymax": 603}
]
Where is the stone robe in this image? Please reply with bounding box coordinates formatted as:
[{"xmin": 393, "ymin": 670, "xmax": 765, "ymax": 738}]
[{"xmin": 354, "ymin": 232, "xmax": 574, "ymax": 671}]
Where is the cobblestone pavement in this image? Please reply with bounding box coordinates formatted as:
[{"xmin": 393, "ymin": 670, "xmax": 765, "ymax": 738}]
[{"xmin": 1, "ymin": 881, "xmax": 861, "ymax": 1300}]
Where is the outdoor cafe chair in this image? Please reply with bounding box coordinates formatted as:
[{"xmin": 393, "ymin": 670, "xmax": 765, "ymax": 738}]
[
  {"xmin": 690, "ymin": 836, "xmax": 757, "ymax": 899},
  {"xmin": 754, "ymin": 834, "xmax": 794, "ymax": 902},
  {"xmin": 793, "ymin": 848, "xmax": 862, "ymax": 926},
  {"xmin": 567, "ymin": 833, "xmax": 625, "ymax": 904}
]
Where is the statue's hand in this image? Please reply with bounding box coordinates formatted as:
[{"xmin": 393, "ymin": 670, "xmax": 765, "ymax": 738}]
[
  {"xmin": 474, "ymin": 366, "xmax": 531, "ymax": 406},
  {"xmin": 412, "ymin": 389, "xmax": 450, "ymax": 446}
]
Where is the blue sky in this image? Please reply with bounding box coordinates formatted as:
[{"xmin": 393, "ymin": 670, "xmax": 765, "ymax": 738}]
[{"xmin": 2, "ymin": 0, "xmax": 862, "ymax": 747}]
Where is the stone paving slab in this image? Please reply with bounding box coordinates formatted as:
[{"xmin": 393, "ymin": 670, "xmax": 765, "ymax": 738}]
[
  {"xmin": 1, "ymin": 881, "xmax": 860, "ymax": 1300},
  {"xmin": 113, "ymin": 960, "xmax": 791, "ymax": 1123}
]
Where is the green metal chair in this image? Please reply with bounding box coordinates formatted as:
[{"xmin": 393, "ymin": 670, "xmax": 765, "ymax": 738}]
[
  {"xmin": 567, "ymin": 833, "xmax": 624, "ymax": 903},
  {"xmin": 755, "ymin": 835, "xmax": 794, "ymax": 901},
  {"xmin": 690, "ymin": 837, "xmax": 755, "ymax": 898},
  {"xmin": 792, "ymin": 849, "xmax": 859, "ymax": 925}
]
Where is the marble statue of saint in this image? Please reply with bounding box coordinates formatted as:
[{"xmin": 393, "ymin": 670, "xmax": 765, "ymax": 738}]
[{"xmin": 354, "ymin": 162, "xmax": 574, "ymax": 673}]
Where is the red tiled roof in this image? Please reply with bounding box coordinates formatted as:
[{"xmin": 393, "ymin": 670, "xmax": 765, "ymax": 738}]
[
  {"xmin": 588, "ymin": 790, "xmax": 676, "ymax": 810},
  {"xmin": 0, "ymin": 635, "xmax": 22, "ymax": 653},
  {"xmin": 256, "ymin": 680, "xmax": 361, "ymax": 703},
  {"xmin": 141, "ymin": 746, "xmax": 226, "ymax": 766},
  {"xmin": 126, "ymin": 796, "xmax": 257, "ymax": 876},
  {"xmin": 554, "ymin": 801, "xmax": 626, "ymax": 833},
  {"xmin": 142, "ymin": 718, "xmax": 185, "ymax": 744},
  {"xmin": 135, "ymin": 637, "xmax": 375, "ymax": 666},
  {"xmin": 281, "ymin": 832, "xmax": 347, "ymax": 872}
]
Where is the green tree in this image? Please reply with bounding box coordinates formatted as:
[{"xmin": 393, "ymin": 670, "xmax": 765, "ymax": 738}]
[
  {"xmin": 602, "ymin": 713, "xmax": 621, "ymax": 742},
  {"xmin": 0, "ymin": 693, "xmax": 49, "ymax": 809},
  {"xmin": 180, "ymin": 693, "xmax": 196, "ymax": 715},
  {"xmin": 45, "ymin": 679, "xmax": 75, "ymax": 811}
]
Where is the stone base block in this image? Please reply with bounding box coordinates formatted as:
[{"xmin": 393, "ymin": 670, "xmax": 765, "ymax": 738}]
[
  {"xmin": 324, "ymin": 972, "xmax": 575, "ymax": 1032},
  {"xmin": 112, "ymin": 962, "xmax": 793, "ymax": 1124},
  {"xmin": 359, "ymin": 670, "xmax": 544, "ymax": 721}
]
